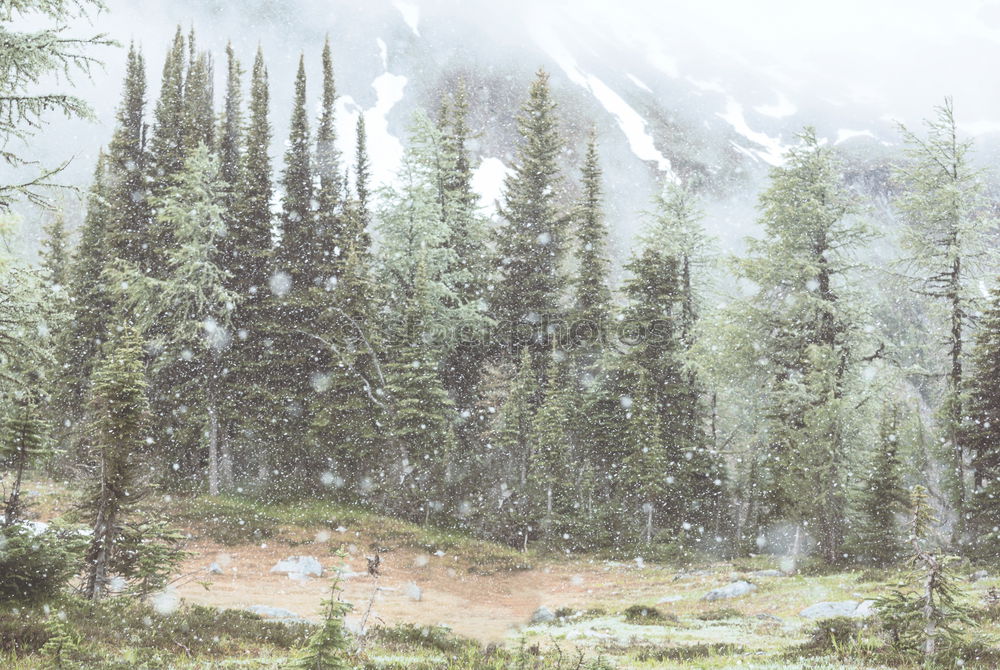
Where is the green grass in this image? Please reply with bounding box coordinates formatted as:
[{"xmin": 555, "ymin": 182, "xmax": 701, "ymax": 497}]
[{"xmin": 165, "ymin": 493, "xmax": 532, "ymax": 574}]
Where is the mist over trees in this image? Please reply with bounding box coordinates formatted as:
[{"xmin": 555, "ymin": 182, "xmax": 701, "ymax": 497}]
[{"xmin": 4, "ymin": 17, "xmax": 1000, "ymax": 572}]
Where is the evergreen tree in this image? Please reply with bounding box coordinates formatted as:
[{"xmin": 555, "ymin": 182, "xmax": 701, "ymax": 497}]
[
  {"xmin": 436, "ymin": 82, "xmax": 491, "ymax": 406},
  {"xmin": 218, "ymin": 42, "xmax": 243, "ymax": 190},
  {"xmin": 727, "ymin": 129, "xmax": 871, "ymax": 562},
  {"xmin": 57, "ymin": 156, "xmax": 111, "ymax": 420},
  {"xmin": 39, "ymin": 211, "xmax": 71, "ymax": 291},
  {"xmin": 315, "ymin": 36, "xmax": 344, "ymax": 262},
  {"xmin": 490, "ymin": 70, "xmax": 566, "ymax": 366},
  {"xmin": 1, "ymin": 391, "xmax": 49, "ymax": 526},
  {"xmin": 570, "ymin": 131, "xmax": 612, "ymax": 376},
  {"xmin": 121, "ymin": 146, "xmax": 238, "ymax": 494},
  {"xmin": 148, "ymin": 27, "xmax": 186, "ymax": 185},
  {"xmin": 103, "ymin": 45, "xmax": 151, "ymax": 274},
  {"xmin": 965, "ymin": 282, "xmax": 1000, "ymax": 557},
  {"xmin": 0, "ymin": 0, "xmax": 112, "ymax": 210},
  {"xmin": 526, "ymin": 352, "xmax": 575, "ymax": 543},
  {"xmin": 182, "ymin": 30, "xmax": 214, "ymax": 152},
  {"xmin": 896, "ymin": 99, "xmax": 989, "ymax": 538},
  {"xmin": 620, "ymin": 372, "xmax": 668, "ymax": 545},
  {"xmin": 288, "ymin": 578, "xmax": 354, "ymax": 669},
  {"xmin": 84, "ymin": 327, "xmax": 149, "ymax": 600},
  {"xmin": 852, "ymin": 404, "xmax": 908, "ymax": 566}
]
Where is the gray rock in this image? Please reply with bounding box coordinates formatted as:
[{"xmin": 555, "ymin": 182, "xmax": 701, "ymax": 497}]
[
  {"xmin": 970, "ymin": 570, "xmax": 989, "ymax": 583},
  {"xmin": 247, "ymin": 605, "xmax": 303, "ymax": 621},
  {"xmin": 755, "ymin": 613, "xmax": 783, "ymax": 623},
  {"xmin": 406, "ymin": 582, "xmax": 423, "ymax": 602},
  {"xmin": 749, "ymin": 569, "xmax": 784, "ymax": 578},
  {"xmin": 854, "ymin": 600, "xmax": 878, "ymax": 618},
  {"xmin": 530, "ymin": 606, "xmax": 556, "ymax": 624},
  {"xmin": 703, "ymin": 580, "xmax": 757, "ymax": 601},
  {"xmin": 207, "ymin": 562, "xmax": 224, "ymax": 575},
  {"xmin": 799, "ymin": 601, "xmax": 860, "ymax": 619},
  {"xmin": 269, "ymin": 555, "xmax": 323, "ymax": 578}
]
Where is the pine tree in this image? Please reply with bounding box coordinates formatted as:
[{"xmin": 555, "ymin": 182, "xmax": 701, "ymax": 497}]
[
  {"xmin": 218, "ymin": 42, "xmax": 243, "ymax": 190},
  {"xmin": 876, "ymin": 486, "xmax": 972, "ymax": 664},
  {"xmin": 728, "ymin": 128, "xmax": 871, "ymax": 563},
  {"xmin": 84, "ymin": 327, "xmax": 149, "ymax": 600},
  {"xmin": 852, "ymin": 404, "xmax": 909, "ymax": 566},
  {"xmin": 40, "ymin": 613, "xmax": 79, "ymax": 668},
  {"xmin": 492, "ymin": 348, "xmax": 539, "ymax": 546},
  {"xmin": 1, "ymin": 391, "xmax": 49, "ymax": 526},
  {"xmin": 121, "ymin": 146, "xmax": 238, "ymax": 494},
  {"xmin": 965, "ymin": 282, "xmax": 1000, "ymax": 557},
  {"xmin": 103, "ymin": 45, "xmax": 151, "ymax": 274},
  {"xmin": 0, "ymin": 0, "xmax": 112, "ymax": 211},
  {"xmin": 896, "ymin": 99, "xmax": 989, "ymax": 539},
  {"xmin": 315, "ymin": 36, "xmax": 344, "ymax": 266},
  {"xmin": 39, "ymin": 211, "xmax": 71, "ymax": 291},
  {"xmin": 490, "ymin": 70, "xmax": 565, "ymax": 366},
  {"xmin": 569, "ymin": 131, "xmax": 612, "ymax": 377},
  {"xmin": 182, "ymin": 30, "xmax": 214, "ymax": 152},
  {"xmin": 526, "ymin": 352, "xmax": 575, "ymax": 543},
  {"xmin": 437, "ymin": 81, "xmax": 491, "ymax": 404},
  {"xmin": 288, "ymin": 578, "xmax": 354, "ymax": 669},
  {"xmin": 620, "ymin": 372, "xmax": 667, "ymax": 545},
  {"xmin": 57, "ymin": 156, "xmax": 111, "ymax": 420},
  {"xmin": 148, "ymin": 27, "xmax": 186, "ymax": 185}
]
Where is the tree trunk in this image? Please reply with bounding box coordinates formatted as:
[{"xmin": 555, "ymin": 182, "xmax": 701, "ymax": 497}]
[
  {"xmin": 2, "ymin": 449, "xmax": 27, "ymax": 527},
  {"xmin": 85, "ymin": 490, "xmax": 119, "ymax": 601},
  {"xmin": 207, "ymin": 401, "xmax": 220, "ymax": 497},
  {"xmin": 220, "ymin": 424, "xmax": 234, "ymax": 492}
]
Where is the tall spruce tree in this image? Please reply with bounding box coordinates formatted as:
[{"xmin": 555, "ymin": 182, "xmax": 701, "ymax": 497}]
[
  {"xmin": 1, "ymin": 392, "xmax": 49, "ymax": 526},
  {"xmin": 102, "ymin": 45, "xmax": 151, "ymax": 274},
  {"xmin": 570, "ymin": 131, "xmax": 612, "ymax": 380},
  {"xmin": 84, "ymin": 327, "xmax": 149, "ymax": 600},
  {"xmin": 728, "ymin": 129, "xmax": 870, "ymax": 562},
  {"xmin": 490, "ymin": 70, "xmax": 565, "ymax": 367},
  {"xmin": 148, "ymin": 27, "xmax": 186, "ymax": 185},
  {"xmin": 120, "ymin": 146, "xmax": 238, "ymax": 494},
  {"xmin": 182, "ymin": 30, "xmax": 214, "ymax": 152},
  {"xmin": 852, "ymin": 404, "xmax": 909, "ymax": 566},
  {"xmin": 896, "ymin": 100, "xmax": 989, "ymax": 539},
  {"xmin": 227, "ymin": 46, "xmax": 274, "ymax": 483},
  {"xmin": 965, "ymin": 282, "xmax": 1000, "ymax": 558}
]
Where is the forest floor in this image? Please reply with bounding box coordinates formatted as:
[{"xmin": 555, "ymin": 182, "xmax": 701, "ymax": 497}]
[{"xmin": 12, "ymin": 479, "xmax": 1000, "ymax": 668}]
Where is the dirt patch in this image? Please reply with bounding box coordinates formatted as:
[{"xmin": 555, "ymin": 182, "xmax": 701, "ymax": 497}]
[{"xmin": 174, "ymin": 536, "xmax": 691, "ymax": 642}]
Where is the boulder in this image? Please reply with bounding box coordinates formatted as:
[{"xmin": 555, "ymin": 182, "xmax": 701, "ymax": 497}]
[
  {"xmin": 799, "ymin": 601, "xmax": 860, "ymax": 619},
  {"xmin": 854, "ymin": 600, "xmax": 878, "ymax": 618},
  {"xmin": 530, "ymin": 606, "xmax": 556, "ymax": 624},
  {"xmin": 970, "ymin": 570, "xmax": 989, "ymax": 583},
  {"xmin": 749, "ymin": 569, "xmax": 784, "ymax": 578},
  {"xmin": 406, "ymin": 582, "xmax": 423, "ymax": 602},
  {"xmin": 207, "ymin": 562, "xmax": 224, "ymax": 575},
  {"xmin": 270, "ymin": 556, "xmax": 323, "ymax": 578},
  {"xmin": 703, "ymin": 580, "xmax": 756, "ymax": 601},
  {"xmin": 247, "ymin": 605, "xmax": 304, "ymax": 622}
]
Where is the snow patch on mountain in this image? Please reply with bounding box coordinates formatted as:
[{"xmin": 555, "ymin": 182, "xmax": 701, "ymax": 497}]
[
  {"xmin": 626, "ymin": 73, "xmax": 652, "ymax": 93},
  {"xmin": 472, "ymin": 156, "xmax": 510, "ymax": 211},
  {"xmin": 532, "ymin": 22, "xmax": 676, "ymax": 181},
  {"xmin": 334, "ymin": 43, "xmax": 407, "ymax": 189},
  {"xmin": 394, "ymin": 1, "xmax": 420, "ymax": 37},
  {"xmin": 717, "ymin": 99, "xmax": 787, "ymax": 166},
  {"xmin": 377, "ymin": 38, "xmax": 389, "ymax": 70}
]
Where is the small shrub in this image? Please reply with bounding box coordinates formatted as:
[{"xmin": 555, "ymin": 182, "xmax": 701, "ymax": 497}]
[
  {"xmin": 801, "ymin": 616, "xmax": 862, "ymax": 652},
  {"xmin": 635, "ymin": 643, "xmax": 743, "ymax": 661},
  {"xmin": 369, "ymin": 623, "xmax": 469, "ymax": 654},
  {"xmin": 697, "ymin": 607, "xmax": 741, "ymax": 621},
  {"xmin": 622, "ymin": 604, "xmax": 676, "ymax": 625},
  {"xmin": 0, "ymin": 525, "xmax": 84, "ymax": 605}
]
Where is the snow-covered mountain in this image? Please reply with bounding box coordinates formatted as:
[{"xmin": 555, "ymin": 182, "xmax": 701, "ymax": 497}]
[{"xmin": 14, "ymin": 0, "xmax": 1000, "ymax": 254}]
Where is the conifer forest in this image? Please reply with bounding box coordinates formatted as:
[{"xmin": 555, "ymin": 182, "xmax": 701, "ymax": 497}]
[{"xmin": 7, "ymin": 1, "xmax": 1000, "ymax": 668}]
